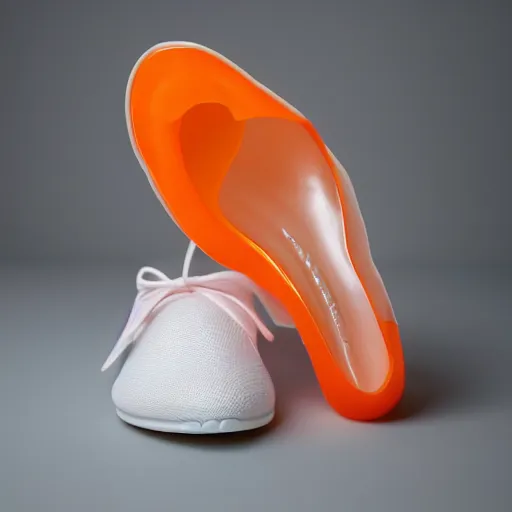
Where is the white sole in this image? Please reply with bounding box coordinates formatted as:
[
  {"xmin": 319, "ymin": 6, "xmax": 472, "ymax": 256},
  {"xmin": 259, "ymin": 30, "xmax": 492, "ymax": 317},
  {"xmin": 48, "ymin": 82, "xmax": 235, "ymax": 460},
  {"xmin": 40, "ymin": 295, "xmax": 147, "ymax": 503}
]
[{"xmin": 116, "ymin": 409, "xmax": 274, "ymax": 434}]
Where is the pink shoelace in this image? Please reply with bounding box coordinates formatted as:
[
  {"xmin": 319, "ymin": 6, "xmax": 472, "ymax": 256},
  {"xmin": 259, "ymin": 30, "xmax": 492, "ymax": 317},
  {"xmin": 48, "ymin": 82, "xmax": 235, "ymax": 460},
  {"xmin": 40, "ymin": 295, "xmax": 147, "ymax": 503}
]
[{"xmin": 102, "ymin": 242, "xmax": 291, "ymax": 371}]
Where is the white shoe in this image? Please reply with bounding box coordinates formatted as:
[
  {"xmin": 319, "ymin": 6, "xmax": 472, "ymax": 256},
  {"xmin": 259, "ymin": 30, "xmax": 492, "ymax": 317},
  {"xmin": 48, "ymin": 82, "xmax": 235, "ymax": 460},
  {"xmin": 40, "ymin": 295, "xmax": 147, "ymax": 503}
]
[{"xmin": 102, "ymin": 242, "xmax": 291, "ymax": 434}]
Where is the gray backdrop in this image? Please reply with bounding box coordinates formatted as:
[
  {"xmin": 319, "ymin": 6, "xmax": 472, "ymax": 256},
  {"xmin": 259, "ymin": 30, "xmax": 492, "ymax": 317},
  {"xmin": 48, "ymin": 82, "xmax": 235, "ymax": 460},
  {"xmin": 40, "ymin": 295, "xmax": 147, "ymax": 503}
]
[
  {"xmin": 2, "ymin": 0, "xmax": 511, "ymax": 265},
  {"xmin": 1, "ymin": 1, "xmax": 511, "ymax": 511}
]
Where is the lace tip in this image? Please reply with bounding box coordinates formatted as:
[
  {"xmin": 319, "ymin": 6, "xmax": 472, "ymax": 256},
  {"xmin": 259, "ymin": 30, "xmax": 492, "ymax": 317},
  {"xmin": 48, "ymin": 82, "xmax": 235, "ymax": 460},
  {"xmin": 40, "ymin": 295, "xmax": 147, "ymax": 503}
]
[
  {"xmin": 262, "ymin": 328, "xmax": 274, "ymax": 343},
  {"xmin": 101, "ymin": 358, "xmax": 112, "ymax": 372}
]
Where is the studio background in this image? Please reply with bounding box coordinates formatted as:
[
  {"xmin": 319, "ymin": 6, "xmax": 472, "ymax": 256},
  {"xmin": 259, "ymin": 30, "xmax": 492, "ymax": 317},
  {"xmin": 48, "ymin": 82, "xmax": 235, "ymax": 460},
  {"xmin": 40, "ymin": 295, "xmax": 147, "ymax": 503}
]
[{"xmin": 1, "ymin": 1, "xmax": 511, "ymax": 511}]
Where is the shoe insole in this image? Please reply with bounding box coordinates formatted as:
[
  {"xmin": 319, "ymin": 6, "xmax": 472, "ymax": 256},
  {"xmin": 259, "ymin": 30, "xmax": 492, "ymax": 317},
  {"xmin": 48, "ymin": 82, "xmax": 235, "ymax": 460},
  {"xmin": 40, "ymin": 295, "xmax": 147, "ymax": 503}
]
[{"xmin": 180, "ymin": 106, "xmax": 390, "ymax": 392}]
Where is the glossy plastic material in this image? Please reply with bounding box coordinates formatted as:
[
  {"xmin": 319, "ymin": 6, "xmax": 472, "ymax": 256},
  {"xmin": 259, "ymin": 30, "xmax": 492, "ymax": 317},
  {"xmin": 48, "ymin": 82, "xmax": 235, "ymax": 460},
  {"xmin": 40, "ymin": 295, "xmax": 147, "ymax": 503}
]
[{"xmin": 126, "ymin": 42, "xmax": 405, "ymax": 420}]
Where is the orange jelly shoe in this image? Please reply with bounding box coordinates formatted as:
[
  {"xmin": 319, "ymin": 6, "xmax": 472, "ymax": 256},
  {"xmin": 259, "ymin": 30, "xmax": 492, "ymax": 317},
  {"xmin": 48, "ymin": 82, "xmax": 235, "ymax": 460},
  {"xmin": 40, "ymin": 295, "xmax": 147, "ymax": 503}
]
[{"xmin": 126, "ymin": 42, "xmax": 405, "ymax": 421}]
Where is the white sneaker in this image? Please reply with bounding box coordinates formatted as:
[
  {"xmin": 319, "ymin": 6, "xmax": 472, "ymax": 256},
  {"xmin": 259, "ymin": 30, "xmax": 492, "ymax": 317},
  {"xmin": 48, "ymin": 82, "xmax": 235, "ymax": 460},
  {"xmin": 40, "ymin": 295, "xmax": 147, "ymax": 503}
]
[{"xmin": 102, "ymin": 242, "xmax": 291, "ymax": 434}]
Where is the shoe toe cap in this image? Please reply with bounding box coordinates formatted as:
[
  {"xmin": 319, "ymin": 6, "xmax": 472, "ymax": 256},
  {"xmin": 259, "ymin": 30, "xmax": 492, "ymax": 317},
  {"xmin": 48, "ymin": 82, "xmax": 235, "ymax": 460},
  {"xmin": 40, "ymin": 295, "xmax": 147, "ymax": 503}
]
[{"xmin": 111, "ymin": 296, "xmax": 275, "ymax": 424}]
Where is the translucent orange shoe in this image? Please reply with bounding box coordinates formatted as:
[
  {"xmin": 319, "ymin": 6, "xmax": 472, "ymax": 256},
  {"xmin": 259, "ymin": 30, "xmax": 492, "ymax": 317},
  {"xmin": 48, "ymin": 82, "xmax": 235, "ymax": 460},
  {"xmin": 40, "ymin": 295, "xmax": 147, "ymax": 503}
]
[{"xmin": 125, "ymin": 42, "xmax": 405, "ymax": 421}]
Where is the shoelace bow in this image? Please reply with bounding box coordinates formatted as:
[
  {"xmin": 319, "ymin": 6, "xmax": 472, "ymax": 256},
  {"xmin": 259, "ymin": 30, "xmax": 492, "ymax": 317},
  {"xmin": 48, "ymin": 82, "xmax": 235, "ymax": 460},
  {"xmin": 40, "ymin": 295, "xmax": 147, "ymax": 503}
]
[{"xmin": 102, "ymin": 242, "xmax": 274, "ymax": 371}]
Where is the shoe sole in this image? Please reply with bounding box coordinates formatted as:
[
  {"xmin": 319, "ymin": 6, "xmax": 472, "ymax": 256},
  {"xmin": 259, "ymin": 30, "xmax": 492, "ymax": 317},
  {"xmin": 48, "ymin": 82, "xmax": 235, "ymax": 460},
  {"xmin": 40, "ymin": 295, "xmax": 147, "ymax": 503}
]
[
  {"xmin": 116, "ymin": 409, "xmax": 274, "ymax": 434},
  {"xmin": 125, "ymin": 42, "xmax": 405, "ymax": 420}
]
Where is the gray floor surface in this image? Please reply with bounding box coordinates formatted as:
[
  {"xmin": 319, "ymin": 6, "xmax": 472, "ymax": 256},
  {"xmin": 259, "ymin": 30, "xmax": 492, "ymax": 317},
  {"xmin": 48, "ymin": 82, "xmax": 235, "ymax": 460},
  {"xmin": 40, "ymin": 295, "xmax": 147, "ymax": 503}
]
[{"xmin": 1, "ymin": 261, "xmax": 511, "ymax": 511}]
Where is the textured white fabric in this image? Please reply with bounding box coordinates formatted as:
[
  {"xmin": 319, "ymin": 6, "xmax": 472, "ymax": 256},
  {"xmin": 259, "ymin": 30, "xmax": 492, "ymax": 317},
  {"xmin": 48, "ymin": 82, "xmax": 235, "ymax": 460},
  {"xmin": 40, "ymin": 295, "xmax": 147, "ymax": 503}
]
[
  {"xmin": 102, "ymin": 242, "xmax": 291, "ymax": 372},
  {"xmin": 103, "ymin": 244, "xmax": 281, "ymax": 424},
  {"xmin": 111, "ymin": 294, "xmax": 275, "ymax": 422}
]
